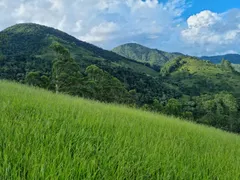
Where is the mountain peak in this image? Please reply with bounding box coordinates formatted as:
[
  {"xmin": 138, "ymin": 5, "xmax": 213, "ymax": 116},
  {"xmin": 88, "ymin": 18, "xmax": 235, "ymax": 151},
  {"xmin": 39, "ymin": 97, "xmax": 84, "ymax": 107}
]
[
  {"xmin": 3, "ymin": 23, "xmax": 53, "ymax": 34},
  {"xmin": 0, "ymin": 23, "xmax": 157, "ymax": 75},
  {"xmin": 112, "ymin": 43, "xmax": 183, "ymax": 67}
]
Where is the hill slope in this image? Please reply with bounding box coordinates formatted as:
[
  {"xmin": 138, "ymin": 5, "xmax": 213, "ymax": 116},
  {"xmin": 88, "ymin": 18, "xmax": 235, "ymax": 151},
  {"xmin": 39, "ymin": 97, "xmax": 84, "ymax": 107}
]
[
  {"xmin": 0, "ymin": 23, "xmax": 157, "ymax": 76},
  {"xmin": 1, "ymin": 80, "xmax": 240, "ymax": 179},
  {"xmin": 112, "ymin": 43, "xmax": 183, "ymax": 68},
  {"xmin": 201, "ymin": 54, "xmax": 240, "ymax": 64},
  {"xmin": 161, "ymin": 56, "xmax": 240, "ymax": 97}
]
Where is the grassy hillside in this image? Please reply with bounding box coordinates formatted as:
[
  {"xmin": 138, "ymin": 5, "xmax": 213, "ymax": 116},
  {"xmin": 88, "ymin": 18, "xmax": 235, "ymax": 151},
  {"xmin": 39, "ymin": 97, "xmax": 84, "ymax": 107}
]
[
  {"xmin": 1, "ymin": 80, "xmax": 240, "ymax": 179},
  {"xmin": 161, "ymin": 57, "xmax": 240, "ymax": 96},
  {"xmin": 112, "ymin": 43, "xmax": 183, "ymax": 68},
  {"xmin": 201, "ymin": 54, "xmax": 240, "ymax": 64}
]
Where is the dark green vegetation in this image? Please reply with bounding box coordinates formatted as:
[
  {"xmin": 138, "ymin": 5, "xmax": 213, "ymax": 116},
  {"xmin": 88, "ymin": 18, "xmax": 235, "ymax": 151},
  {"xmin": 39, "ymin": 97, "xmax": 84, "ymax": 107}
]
[
  {"xmin": 1, "ymin": 80, "xmax": 240, "ymax": 179},
  {"xmin": 112, "ymin": 43, "xmax": 183, "ymax": 70},
  {"xmin": 201, "ymin": 54, "xmax": 240, "ymax": 64},
  {"xmin": 1, "ymin": 23, "xmax": 240, "ymax": 133},
  {"xmin": 160, "ymin": 57, "xmax": 240, "ymax": 132}
]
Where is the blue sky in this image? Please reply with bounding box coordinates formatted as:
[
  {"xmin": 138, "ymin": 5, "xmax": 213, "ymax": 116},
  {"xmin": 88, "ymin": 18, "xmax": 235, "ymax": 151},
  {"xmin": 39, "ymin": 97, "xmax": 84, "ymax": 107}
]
[
  {"xmin": 0, "ymin": 0, "xmax": 240, "ymax": 56},
  {"xmin": 183, "ymin": 0, "xmax": 240, "ymax": 18}
]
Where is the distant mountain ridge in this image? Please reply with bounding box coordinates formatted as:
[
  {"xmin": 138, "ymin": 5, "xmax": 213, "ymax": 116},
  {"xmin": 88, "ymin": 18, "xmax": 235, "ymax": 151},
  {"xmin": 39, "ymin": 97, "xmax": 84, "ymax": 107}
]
[
  {"xmin": 200, "ymin": 54, "xmax": 240, "ymax": 64},
  {"xmin": 113, "ymin": 43, "xmax": 240, "ymax": 64},
  {"xmin": 112, "ymin": 43, "xmax": 184, "ymax": 68}
]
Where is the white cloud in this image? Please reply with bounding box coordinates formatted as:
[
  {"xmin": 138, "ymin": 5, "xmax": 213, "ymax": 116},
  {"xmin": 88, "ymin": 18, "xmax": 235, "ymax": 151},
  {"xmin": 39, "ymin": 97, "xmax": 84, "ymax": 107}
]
[
  {"xmin": 187, "ymin": 10, "xmax": 221, "ymax": 28},
  {"xmin": 72, "ymin": 20, "xmax": 83, "ymax": 33},
  {"xmin": 56, "ymin": 15, "xmax": 67, "ymax": 30},
  {"xmin": 79, "ymin": 22, "xmax": 119, "ymax": 43},
  {"xmin": 1, "ymin": 0, "xmax": 240, "ymax": 56},
  {"xmin": 48, "ymin": 0, "xmax": 63, "ymax": 11},
  {"xmin": 0, "ymin": 0, "xmax": 189, "ymax": 49},
  {"xmin": 182, "ymin": 9, "xmax": 240, "ymax": 55}
]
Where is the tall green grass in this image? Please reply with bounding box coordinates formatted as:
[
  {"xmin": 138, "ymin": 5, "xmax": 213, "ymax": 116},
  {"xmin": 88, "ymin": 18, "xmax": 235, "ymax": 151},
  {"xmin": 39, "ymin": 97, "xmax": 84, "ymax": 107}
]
[{"xmin": 1, "ymin": 80, "xmax": 240, "ymax": 179}]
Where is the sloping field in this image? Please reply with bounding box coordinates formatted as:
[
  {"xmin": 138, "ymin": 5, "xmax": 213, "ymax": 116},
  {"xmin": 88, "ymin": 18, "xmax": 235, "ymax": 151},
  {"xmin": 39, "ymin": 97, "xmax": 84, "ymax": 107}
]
[{"xmin": 0, "ymin": 81, "xmax": 240, "ymax": 179}]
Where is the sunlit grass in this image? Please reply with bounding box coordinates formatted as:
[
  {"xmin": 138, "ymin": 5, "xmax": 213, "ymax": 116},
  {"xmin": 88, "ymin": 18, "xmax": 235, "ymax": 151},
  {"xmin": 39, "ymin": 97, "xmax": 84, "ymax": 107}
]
[{"xmin": 1, "ymin": 80, "xmax": 240, "ymax": 179}]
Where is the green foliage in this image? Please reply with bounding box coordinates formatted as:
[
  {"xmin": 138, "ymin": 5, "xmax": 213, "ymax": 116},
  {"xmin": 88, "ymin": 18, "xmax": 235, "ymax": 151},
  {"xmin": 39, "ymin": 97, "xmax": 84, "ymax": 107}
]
[
  {"xmin": 181, "ymin": 111, "xmax": 194, "ymax": 120},
  {"xmin": 25, "ymin": 71, "xmax": 40, "ymax": 85},
  {"xmin": 0, "ymin": 55, "xmax": 52, "ymax": 82},
  {"xmin": 52, "ymin": 43, "xmax": 82, "ymax": 95},
  {"xmin": 165, "ymin": 98, "xmax": 182, "ymax": 116},
  {"xmin": 25, "ymin": 71, "xmax": 50, "ymax": 88},
  {"xmin": 84, "ymin": 65, "xmax": 130, "ymax": 103},
  {"xmin": 160, "ymin": 57, "xmax": 183, "ymax": 76},
  {"xmin": 195, "ymin": 92, "xmax": 239, "ymax": 131},
  {"xmin": 1, "ymin": 81, "xmax": 240, "ymax": 179},
  {"xmin": 151, "ymin": 99, "xmax": 164, "ymax": 112}
]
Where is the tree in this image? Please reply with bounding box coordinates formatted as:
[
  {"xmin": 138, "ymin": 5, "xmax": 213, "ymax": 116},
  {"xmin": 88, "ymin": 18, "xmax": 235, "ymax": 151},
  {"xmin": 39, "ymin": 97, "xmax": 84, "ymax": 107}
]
[
  {"xmin": 86, "ymin": 65, "xmax": 104, "ymax": 82},
  {"xmin": 181, "ymin": 111, "xmax": 193, "ymax": 120},
  {"xmin": 195, "ymin": 92, "xmax": 239, "ymax": 131},
  {"xmin": 215, "ymin": 92, "xmax": 238, "ymax": 130},
  {"xmin": 51, "ymin": 43, "xmax": 82, "ymax": 95},
  {"xmin": 150, "ymin": 99, "xmax": 163, "ymax": 112},
  {"xmin": 25, "ymin": 72, "xmax": 41, "ymax": 86},
  {"xmin": 85, "ymin": 65, "xmax": 130, "ymax": 103},
  {"xmin": 40, "ymin": 75, "xmax": 50, "ymax": 89},
  {"xmin": 25, "ymin": 71, "xmax": 50, "ymax": 88},
  {"xmin": 165, "ymin": 98, "xmax": 182, "ymax": 116}
]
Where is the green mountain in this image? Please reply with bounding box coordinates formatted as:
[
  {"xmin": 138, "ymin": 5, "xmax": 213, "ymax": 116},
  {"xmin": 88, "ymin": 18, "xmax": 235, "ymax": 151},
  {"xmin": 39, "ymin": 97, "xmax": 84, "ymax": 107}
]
[
  {"xmin": 0, "ymin": 23, "xmax": 157, "ymax": 76},
  {"xmin": 0, "ymin": 23, "xmax": 175, "ymax": 106},
  {"xmin": 1, "ymin": 80, "xmax": 240, "ymax": 179},
  {"xmin": 112, "ymin": 43, "xmax": 183, "ymax": 69},
  {"xmin": 201, "ymin": 54, "xmax": 240, "ymax": 64}
]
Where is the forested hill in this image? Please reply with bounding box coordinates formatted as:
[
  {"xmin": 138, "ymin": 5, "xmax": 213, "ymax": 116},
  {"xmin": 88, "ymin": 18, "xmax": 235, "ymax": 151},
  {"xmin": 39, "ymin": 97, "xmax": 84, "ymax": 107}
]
[
  {"xmin": 201, "ymin": 54, "xmax": 240, "ymax": 64},
  {"xmin": 112, "ymin": 43, "xmax": 183, "ymax": 69},
  {"xmin": 0, "ymin": 23, "xmax": 170, "ymax": 107},
  {"xmin": 0, "ymin": 23, "xmax": 157, "ymax": 76},
  {"xmin": 161, "ymin": 56, "xmax": 240, "ymax": 97}
]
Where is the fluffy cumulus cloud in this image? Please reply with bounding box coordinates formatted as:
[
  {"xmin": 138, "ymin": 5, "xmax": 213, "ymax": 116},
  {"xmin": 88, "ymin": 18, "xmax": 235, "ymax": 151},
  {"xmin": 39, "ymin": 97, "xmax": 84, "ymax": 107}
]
[
  {"xmin": 0, "ymin": 0, "xmax": 188, "ymax": 49},
  {"xmin": 0, "ymin": 0, "xmax": 240, "ymax": 55},
  {"xmin": 182, "ymin": 9, "xmax": 240, "ymax": 55}
]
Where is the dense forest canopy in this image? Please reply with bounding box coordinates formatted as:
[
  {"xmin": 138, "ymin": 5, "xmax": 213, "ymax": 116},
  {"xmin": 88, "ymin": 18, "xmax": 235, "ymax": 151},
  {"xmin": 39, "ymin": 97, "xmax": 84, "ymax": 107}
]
[{"xmin": 0, "ymin": 23, "xmax": 240, "ymax": 133}]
